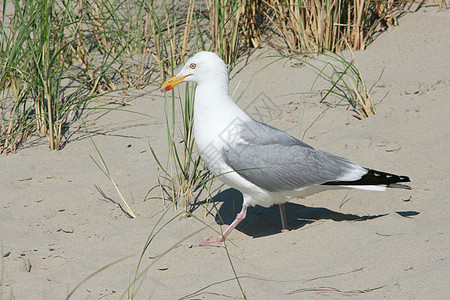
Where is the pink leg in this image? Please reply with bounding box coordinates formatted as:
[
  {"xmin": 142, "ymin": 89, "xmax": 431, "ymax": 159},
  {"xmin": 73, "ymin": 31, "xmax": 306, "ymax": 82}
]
[
  {"xmin": 200, "ymin": 205, "xmax": 248, "ymax": 246},
  {"xmin": 279, "ymin": 203, "xmax": 292, "ymax": 232}
]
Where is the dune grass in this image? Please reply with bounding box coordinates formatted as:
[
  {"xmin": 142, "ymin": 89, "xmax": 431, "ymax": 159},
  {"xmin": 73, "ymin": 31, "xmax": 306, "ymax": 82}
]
[
  {"xmin": 0, "ymin": 0, "xmax": 152, "ymax": 153},
  {"xmin": 265, "ymin": 0, "xmax": 408, "ymax": 54},
  {"xmin": 148, "ymin": 82, "xmax": 213, "ymax": 216},
  {"xmin": 307, "ymin": 46, "xmax": 381, "ymax": 119},
  {"xmin": 1, "ymin": 0, "xmax": 71, "ymax": 152},
  {"xmin": 1, "ymin": 0, "xmax": 421, "ymax": 153}
]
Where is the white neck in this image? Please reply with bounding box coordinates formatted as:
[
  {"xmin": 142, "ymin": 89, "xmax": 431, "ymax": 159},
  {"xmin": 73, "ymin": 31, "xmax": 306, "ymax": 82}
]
[
  {"xmin": 193, "ymin": 82, "xmax": 251, "ymax": 152},
  {"xmin": 194, "ymin": 83, "xmax": 250, "ymax": 125}
]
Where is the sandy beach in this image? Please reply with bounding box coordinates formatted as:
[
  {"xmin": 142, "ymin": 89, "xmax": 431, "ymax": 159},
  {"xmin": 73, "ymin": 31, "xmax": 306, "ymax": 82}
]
[{"xmin": 1, "ymin": 5, "xmax": 449, "ymax": 299}]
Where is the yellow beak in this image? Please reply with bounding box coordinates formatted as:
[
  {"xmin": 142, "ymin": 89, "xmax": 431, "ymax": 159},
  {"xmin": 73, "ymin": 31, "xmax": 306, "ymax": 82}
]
[{"xmin": 161, "ymin": 74, "xmax": 191, "ymax": 91}]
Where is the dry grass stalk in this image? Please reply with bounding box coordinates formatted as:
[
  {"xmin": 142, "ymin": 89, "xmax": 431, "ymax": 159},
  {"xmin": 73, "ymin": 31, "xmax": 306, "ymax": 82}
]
[
  {"xmin": 206, "ymin": 0, "xmax": 245, "ymax": 64},
  {"xmin": 346, "ymin": 65, "xmax": 374, "ymax": 118},
  {"xmin": 433, "ymin": 0, "xmax": 449, "ymax": 9},
  {"xmin": 181, "ymin": 0, "xmax": 195, "ymax": 59},
  {"xmin": 241, "ymin": 0, "xmax": 262, "ymax": 48},
  {"xmin": 263, "ymin": 0, "xmax": 405, "ymax": 54}
]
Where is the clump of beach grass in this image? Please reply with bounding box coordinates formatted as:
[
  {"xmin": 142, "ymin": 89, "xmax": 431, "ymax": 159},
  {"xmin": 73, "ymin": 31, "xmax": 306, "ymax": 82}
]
[
  {"xmin": 1, "ymin": 0, "xmax": 162, "ymax": 153},
  {"xmin": 310, "ymin": 46, "xmax": 380, "ymax": 119},
  {"xmin": 148, "ymin": 82, "xmax": 214, "ymax": 216},
  {"xmin": 263, "ymin": 0, "xmax": 407, "ymax": 54}
]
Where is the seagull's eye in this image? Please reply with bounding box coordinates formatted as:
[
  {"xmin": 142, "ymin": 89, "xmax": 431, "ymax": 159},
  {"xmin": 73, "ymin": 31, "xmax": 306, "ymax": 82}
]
[{"xmin": 190, "ymin": 63, "xmax": 196, "ymax": 69}]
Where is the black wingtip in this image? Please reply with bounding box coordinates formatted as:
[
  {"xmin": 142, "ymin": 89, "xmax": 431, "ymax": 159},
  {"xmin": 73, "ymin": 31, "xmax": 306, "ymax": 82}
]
[{"xmin": 323, "ymin": 168, "xmax": 411, "ymax": 186}]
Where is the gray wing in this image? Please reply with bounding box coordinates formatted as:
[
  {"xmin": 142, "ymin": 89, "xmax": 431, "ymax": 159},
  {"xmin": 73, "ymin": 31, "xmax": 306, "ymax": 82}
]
[{"xmin": 221, "ymin": 120, "xmax": 362, "ymax": 192}]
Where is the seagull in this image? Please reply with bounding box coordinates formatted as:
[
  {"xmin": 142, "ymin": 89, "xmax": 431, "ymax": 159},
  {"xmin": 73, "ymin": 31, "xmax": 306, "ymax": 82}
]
[{"xmin": 162, "ymin": 51, "xmax": 411, "ymax": 245}]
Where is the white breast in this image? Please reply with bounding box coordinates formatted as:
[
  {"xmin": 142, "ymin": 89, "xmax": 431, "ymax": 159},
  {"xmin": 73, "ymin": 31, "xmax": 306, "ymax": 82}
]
[{"xmin": 192, "ymin": 85, "xmax": 275, "ymax": 206}]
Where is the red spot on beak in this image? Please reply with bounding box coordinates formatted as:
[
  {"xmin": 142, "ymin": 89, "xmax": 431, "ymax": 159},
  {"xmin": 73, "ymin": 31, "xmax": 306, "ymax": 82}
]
[{"xmin": 165, "ymin": 85, "xmax": 173, "ymax": 91}]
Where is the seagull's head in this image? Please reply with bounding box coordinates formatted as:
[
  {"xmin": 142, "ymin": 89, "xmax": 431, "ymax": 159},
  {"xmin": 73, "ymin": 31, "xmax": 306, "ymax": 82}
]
[{"xmin": 162, "ymin": 51, "xmax": 228, "ymax": 91}]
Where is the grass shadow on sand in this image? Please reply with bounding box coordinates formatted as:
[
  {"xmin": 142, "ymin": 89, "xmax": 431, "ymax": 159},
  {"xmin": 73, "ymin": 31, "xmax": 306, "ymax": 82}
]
[{"xmin": 212, "ymin": 188, "xmax": 389, "ymax": 238}]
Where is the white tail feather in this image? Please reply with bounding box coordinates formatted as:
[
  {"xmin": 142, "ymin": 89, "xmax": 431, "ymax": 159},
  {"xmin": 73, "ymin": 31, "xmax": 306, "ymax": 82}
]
[{"xmin": 342, "ymin": 185, "xmax": 387, "ymax": 191}]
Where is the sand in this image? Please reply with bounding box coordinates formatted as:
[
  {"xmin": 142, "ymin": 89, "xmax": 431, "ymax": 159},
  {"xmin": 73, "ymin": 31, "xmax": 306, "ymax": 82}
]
[{"xmin": 1, "ymin": 6, "xmax": 449, "ymax": 300}]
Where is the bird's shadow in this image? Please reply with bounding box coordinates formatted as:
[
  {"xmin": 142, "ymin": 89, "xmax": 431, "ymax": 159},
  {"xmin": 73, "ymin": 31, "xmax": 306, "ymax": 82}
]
[{"xmin": 211, "ymin": 188, "xmax": 387, "ymax": 238}]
